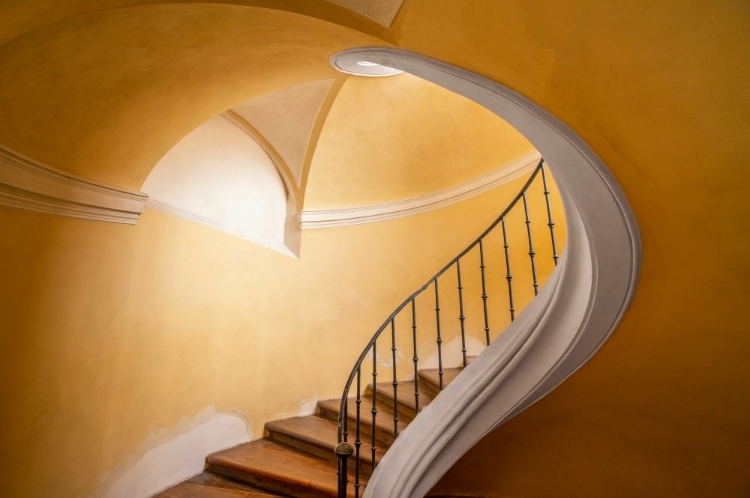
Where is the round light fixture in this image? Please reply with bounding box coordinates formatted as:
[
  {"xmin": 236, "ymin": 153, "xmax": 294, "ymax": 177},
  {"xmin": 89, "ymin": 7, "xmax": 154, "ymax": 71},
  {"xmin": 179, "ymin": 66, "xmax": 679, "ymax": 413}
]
[{"xmin": 331, "ymin": 52, "xmax": 403, "ymax": 77}]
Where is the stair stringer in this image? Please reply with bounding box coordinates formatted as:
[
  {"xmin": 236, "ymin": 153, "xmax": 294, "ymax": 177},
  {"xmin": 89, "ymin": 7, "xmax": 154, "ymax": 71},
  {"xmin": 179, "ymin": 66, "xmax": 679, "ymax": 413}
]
[{"xmin": 333, "ymin": 48, "xmax": 642, "ymax": 498}]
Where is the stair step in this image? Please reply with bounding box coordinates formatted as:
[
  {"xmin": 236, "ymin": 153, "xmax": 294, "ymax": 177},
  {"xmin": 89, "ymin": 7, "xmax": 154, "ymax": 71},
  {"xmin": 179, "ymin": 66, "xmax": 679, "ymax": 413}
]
[
  {"xmin": 265, "ymin": 415, "xmax": 387, "ymax": 473},
  {"xmin": 207, "ymin": 439, "xmax": 364, "ymax": 498},
  {"xmin": 417, "ymin": 367, "xmax": 463, "ymax": 397},
  {"xmin": 317, "ymin": 396, "xmax": 407, "ymax": 446},
  {"xmin": 368, "ymin": 381, "xmax": 435, "ymax": 420},
  {"xmin": 156, "ymin": 472, "xmax": 285, "ymax": 497}
]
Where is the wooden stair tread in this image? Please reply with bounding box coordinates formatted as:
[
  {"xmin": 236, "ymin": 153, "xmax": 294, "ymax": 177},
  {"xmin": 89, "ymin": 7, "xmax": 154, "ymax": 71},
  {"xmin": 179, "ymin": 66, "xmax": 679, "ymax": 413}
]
[
  {"xmin": 368, "ymin": 381, "xmax": 435, "ymax": 418},
  {"xmin": 156, "ymin": 472, "xmax": 286, "ymax": 497},
  {"xmin": 207, "ymin": 439, "xmax": 364, "ymax": 498},
  {"xmin": 266, "ymin": 415, "xmax": 387, "ymax": 464},
  {"xmin": 317, "ymin": 396, "xmax": 407, "ymax": 445},
  {"xmin": 157, "ymin": 482, "xmax": 283, "ymax": 498},
  {"xmin": 418, "ymin": 367, "xmax": 462, "ymax": 395},
  {"xmin": 184, "ymin": 472, "xmax": 285, "ymax": 494}
]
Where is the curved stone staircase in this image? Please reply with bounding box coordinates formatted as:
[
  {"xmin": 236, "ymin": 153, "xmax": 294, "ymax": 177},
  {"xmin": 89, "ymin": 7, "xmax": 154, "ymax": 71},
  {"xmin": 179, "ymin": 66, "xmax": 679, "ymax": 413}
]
[{"xmin": 156, "ymin": 362, "xmax": 473, "ymax": 497}]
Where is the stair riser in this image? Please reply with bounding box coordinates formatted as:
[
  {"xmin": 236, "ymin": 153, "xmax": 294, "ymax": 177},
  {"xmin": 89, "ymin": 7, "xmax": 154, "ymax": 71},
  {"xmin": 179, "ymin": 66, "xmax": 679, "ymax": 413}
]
[
  {"xmin": 208, "ymin": 464, "xmax": 350, "ymax": 498},
  {"xmin": 266, "ymin": 430, "xmax": 376, "ymax": 476},
  {"xmin": 418, "ymin": 378, "xmax": 442, "ymax": 398},
  {"xmin": 317, "ymin": 406, "xmax": 397, "ymax": 446},
  {"xmin": 366, "ymin": 380, "xmax": 434, "ymax": 423}
]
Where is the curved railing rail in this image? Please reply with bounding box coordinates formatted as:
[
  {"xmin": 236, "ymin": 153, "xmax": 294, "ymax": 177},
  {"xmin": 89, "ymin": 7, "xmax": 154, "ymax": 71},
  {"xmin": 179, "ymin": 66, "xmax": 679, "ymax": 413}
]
[{"xmin": 334, "ymin": 159, "xmax": 561, "ymax": 497}]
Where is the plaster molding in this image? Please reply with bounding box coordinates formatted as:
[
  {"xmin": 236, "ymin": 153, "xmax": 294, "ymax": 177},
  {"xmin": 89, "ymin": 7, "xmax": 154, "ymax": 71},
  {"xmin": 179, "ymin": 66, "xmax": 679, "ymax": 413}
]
[
  {"xmin": 300, "ymin": 151, "xmax": 541, "ymax": 229},
  {"xmin": 332, "ymin": 48, "xmax": 642, "ymax": 498},
  {"xmin": 221, "ymin": 110, "xmax": 301, "ymax": 209},
  {"xmin": 146, "ymin": 199, "xmax": 296, "ymax": 258},
  {"xmin": 0, "ymin": 146, "xmax": 147, "ymax": 224}
]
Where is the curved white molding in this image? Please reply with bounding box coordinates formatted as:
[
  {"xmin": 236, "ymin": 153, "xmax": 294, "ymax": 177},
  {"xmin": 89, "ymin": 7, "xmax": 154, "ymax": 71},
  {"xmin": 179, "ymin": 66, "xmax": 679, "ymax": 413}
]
[
  {"xmin": 146, "ymin": 199, "xmax": 296, "ymax": 258},
  {"xmin": 300, "ymin": 151, "xmax": 540, "ymax": 229},
  {"xmin": 0, "ymin": 146, "xmax": 147, "ymax": 224},
  {"xmin": 334, "ymin": 49, "xmax": 642, "ymax": 498}
]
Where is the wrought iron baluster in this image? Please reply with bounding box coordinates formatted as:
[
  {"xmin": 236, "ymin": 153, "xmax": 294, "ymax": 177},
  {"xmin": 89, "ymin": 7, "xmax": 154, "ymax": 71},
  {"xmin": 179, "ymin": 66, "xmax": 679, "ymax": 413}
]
[
  {"xmin": 343, "ymin": 398, "xmax": 348, "ymax": 442},
  {"xmin": 371, "ymin": 341, "xmax": 377, "ymax": 469},
  {"xmin": 411, "ymin": 298, "xmax": 420, "ymax": 413},
  {"xmin": 479, "ymin": 238, "xmax": 491, "ymax": 346},
  {"xmin": 390, "ymin": 319, "xmax": 399, "ymax": 438},
  {"xmin": 434, "ymin": 279, "xmax": 444, "ymax": 390},
  {"xmin": 355, "ymin": 367, "xmax": 361, "ymax": 498},
  {"xmin": 501, "ymin": 217, "xmax": 515, "ymax": 322},
  {"xmin": 456, "ymin": 259, "xmax": 468, "ymax": 367},
  {"xmin": 540, "ymin": 161, "xmax": 559, "ymax": 266},
  {"xmin": 522, "ymin": 192, "xmax": 539, "ymax": 296}
]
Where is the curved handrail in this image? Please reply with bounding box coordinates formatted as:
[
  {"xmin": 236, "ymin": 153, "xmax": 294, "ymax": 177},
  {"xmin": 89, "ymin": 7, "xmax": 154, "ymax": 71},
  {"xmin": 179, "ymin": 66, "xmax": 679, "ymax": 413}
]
[{"xmin": 335, "ymin": 158, "xmax": 559, "ymax": 496}]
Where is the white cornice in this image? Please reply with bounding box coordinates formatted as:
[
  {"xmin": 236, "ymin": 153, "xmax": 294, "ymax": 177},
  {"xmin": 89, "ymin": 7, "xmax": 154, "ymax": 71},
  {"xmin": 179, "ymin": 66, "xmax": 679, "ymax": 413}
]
[
  {"xmin": 146, "ymin": 198, "xmax": 297, "ymax": 258},
  {"xmin": 0, "ymin": 146, "xmax": 147, "ymax": 224},
  {"xmin": 300, "ymin": 151, "xmax": 541, "ymax": 229}
]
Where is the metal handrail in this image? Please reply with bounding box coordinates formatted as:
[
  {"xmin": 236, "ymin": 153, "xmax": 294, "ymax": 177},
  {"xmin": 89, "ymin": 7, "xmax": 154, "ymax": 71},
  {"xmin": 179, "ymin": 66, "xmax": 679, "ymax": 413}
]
[{"xmin": 335, "ymin": 159, "xmax": 557, "ymax": 497}]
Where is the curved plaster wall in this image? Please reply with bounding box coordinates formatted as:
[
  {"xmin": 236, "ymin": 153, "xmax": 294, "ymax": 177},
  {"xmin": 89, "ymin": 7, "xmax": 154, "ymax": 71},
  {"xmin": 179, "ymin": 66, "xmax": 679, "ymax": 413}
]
[{"xmin": 142, "ymin": 115, "xmax": 290, "ymax": 254}]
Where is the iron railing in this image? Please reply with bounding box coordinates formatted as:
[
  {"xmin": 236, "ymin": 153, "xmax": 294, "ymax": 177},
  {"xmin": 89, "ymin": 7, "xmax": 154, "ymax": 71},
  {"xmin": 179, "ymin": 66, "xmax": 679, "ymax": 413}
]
[{"xmin": 334, "ymin": 159, "xmax": 559, "ymax": 497}]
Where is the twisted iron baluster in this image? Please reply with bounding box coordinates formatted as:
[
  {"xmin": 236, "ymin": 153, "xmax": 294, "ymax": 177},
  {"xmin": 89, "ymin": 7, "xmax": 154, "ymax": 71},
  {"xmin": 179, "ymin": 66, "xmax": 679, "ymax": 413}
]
[
  {"xmin": 522, "ymin": 192, "xmax": 539, "ymax": 296},
  {"xmin": 479, "ymin": 238, "xmax": 491, "ymax": 346},
  {"xmin": 540, "ymin": 161, "xmax": 559, "ymax": 266},
  {"xmin": 501, "ymin": 217, "xmax": 515, "ymax": 322}
]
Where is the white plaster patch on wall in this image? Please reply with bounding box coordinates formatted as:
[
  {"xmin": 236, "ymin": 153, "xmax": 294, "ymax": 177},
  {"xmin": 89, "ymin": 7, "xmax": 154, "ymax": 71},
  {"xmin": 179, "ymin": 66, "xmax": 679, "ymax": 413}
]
[
  {"xmin": 93, "ymin": 406, "xmax": 251, "ymax": 498},
  {"xmin": 420, "ymin": 336, "xmax": 486, "ymax": 371},
  {"xmin": 298, "ymin": 396, "xmax": 319, "ymax": 416},
  {"xmin": 366, "ymin": 346, "xmax": 405, "ymax": 369}
]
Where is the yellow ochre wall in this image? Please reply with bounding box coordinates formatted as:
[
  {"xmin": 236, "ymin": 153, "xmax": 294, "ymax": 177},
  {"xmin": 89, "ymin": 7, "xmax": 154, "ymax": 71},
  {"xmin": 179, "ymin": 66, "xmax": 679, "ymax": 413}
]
[{"xmin": 0, "ymin": 170, "xmax": 559, "ymax": 497}]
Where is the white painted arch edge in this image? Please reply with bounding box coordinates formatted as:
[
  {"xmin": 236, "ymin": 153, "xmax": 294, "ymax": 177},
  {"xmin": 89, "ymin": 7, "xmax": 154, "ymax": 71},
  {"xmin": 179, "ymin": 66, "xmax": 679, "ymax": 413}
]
[
  {"xmin": 300, "ymin": 151, "xmax": 541, "ymax": 229},
  {"xmin": 0, "ymin": 146, "xmax": 147, "ymax": 224},
  {"xmin": 337, "ymin": 48, "xmax": 642, "ymax": 498}
]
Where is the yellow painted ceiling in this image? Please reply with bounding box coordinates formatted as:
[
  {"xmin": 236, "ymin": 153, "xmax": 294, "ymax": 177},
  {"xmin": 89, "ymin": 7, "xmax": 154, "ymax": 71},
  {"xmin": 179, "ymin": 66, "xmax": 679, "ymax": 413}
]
[
  {"xmin": 0, "ymin": 3, "xmax": 383, "ymax": 190},
  {"xmin": 304, "ymin": 73, "xmax": 534, "ymax": 210},
  {"xmin": 232, "ymin": 78, "xmax": 336, "ymax": 187}
]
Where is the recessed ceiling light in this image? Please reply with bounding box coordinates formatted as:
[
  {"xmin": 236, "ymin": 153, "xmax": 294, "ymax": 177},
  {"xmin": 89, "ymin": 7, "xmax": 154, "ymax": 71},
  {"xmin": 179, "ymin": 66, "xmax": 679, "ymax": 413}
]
[{"xmin": 331, "ymin": 52, "xmax": 403, "ymax": 77}]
